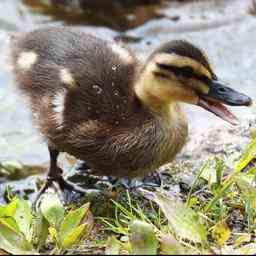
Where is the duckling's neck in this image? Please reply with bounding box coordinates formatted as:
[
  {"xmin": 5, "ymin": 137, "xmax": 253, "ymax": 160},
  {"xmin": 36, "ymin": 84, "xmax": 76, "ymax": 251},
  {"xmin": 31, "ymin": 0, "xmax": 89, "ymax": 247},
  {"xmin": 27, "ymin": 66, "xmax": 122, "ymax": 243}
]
[{"xmin": 135, "ymin": 70, "xmax": 177, "ymax": 118}]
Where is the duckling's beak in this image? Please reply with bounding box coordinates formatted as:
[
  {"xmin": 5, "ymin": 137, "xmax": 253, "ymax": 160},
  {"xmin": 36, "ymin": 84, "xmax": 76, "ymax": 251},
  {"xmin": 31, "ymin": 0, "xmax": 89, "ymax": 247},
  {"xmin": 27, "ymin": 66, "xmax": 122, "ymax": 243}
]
[{"xmin": 198, "ymin": 80, "xmax": 252, "ymax": 125}]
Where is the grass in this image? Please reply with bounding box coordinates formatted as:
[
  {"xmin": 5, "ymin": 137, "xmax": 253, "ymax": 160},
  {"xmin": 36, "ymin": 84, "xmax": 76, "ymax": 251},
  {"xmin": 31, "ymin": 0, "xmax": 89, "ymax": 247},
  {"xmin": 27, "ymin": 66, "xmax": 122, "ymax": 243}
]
[
  {"xmin": 1, "ymin": 137, "xmax": 256, "ymax": 254},
  {"xmin": 100, "ymin": 137, "xmax": 256, "ymax": 254}
]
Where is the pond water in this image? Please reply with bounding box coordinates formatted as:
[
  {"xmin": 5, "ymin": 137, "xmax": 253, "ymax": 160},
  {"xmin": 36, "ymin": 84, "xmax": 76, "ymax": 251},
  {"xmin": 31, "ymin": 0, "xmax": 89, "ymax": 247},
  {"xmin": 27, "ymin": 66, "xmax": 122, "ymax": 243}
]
[{"xmin": 0, "ymin": 0, "xmax": 256, "ymax": 166}]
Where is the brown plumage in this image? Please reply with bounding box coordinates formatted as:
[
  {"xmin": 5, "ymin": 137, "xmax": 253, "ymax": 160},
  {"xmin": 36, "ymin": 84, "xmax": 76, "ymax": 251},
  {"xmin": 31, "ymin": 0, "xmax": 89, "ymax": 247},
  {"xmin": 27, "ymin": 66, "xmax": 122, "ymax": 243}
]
[{"xmin": 10, "ymin": 26, "xmax": 252, "ymax": 196}]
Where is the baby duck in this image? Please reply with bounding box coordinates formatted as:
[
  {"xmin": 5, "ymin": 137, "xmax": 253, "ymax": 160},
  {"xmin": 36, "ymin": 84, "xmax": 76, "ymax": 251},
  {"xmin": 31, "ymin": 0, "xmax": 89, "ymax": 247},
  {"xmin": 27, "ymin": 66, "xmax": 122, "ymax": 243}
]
[{"xmin": 10, "ymin": 27, "xmax": 252, "ymax": 196}]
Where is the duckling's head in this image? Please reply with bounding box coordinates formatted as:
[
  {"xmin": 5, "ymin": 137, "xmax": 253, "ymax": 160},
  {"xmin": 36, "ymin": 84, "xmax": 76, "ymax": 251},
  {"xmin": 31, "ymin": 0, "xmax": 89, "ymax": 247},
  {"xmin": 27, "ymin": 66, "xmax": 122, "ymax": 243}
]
[{"xmin": 135, "ymin": 40, "xmax": 252, "ymax": 124}]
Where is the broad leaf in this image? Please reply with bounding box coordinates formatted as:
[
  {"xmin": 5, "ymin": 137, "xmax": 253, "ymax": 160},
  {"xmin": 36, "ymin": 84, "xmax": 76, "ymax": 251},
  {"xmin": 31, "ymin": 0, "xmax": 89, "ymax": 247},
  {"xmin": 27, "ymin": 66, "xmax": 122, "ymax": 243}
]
[
  {"xmin": 62, "ymin": 224, "xmax": 87, "ymax": 249},
  {"xmin": 0, "ymin": 199, "xmax": 17, "ymax": 218},
  {"xmin": 40, "ymin": 192, "xmax": 64, "ymax": 228},
  {"xmin": 59, "ymin": 203, "xmax": 90, "ymax": 242},
  {"xmin": 150, "ymin": 191, "xmax": 207, "ymax": 244},
  {"xmin": 14, "ymin": 199, "xmax": 32, "ymax": 241},
  {"xmin": 0, "ymin": 219, "xmax": 35, "ymax": 255},
  {"xmin": 0, "ymin": 216, "xmax": 19, "ymax": 231},
  {"xmin": 129, "ymin": 220, "xmax": 158, "ymax": 255}
]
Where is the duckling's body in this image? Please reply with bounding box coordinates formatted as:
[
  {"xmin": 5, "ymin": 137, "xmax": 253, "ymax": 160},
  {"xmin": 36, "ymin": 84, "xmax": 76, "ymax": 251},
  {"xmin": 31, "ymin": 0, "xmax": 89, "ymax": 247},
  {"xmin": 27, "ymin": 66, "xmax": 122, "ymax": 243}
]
[
  {"xmin": 11, "ymin": 27, "xmax": 251, "ymax": 197},
  {"xmin": 11, "ymin": 27, "xmax": 187, "ymax": 178}
]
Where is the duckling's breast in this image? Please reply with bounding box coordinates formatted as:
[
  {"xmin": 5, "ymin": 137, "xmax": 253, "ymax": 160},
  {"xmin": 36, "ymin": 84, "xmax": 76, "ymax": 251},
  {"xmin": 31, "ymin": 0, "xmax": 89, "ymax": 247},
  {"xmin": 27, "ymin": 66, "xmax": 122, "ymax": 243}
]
[{"xmin": 63, "ymin": 104, "xmax": 188, "ymax": 178}]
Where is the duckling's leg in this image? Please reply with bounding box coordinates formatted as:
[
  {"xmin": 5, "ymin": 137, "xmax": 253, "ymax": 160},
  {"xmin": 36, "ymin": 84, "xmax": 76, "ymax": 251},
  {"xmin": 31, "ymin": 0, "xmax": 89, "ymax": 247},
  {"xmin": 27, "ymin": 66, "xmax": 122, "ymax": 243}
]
[{"xmin": 34, "ymin": 147, "xmax": 87, "ymax": 204}]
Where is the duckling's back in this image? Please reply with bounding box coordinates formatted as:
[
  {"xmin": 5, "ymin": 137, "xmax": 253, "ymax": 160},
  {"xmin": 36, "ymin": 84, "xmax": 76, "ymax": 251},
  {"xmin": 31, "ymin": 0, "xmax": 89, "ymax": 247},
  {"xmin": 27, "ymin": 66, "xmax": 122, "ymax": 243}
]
[{"xmin": 10, "ymin": 27, "xmax": 139, "ymax": 128}]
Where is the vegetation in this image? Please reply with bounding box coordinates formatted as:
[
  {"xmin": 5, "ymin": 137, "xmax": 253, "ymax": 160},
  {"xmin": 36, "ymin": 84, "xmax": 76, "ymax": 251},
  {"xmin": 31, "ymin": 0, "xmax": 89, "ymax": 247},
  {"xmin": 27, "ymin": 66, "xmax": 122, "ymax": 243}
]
[{"xmin": 1, "ymin": 137, "xmax": 256, "ymax": 254}]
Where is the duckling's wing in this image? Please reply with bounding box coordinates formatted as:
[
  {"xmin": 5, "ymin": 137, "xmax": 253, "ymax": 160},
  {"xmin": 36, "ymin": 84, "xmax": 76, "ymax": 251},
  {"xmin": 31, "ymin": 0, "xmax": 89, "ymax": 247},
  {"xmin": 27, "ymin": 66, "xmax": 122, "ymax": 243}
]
[{"xmin": 10, "ymin": 27, "xmax": 139, "ymax": 125}]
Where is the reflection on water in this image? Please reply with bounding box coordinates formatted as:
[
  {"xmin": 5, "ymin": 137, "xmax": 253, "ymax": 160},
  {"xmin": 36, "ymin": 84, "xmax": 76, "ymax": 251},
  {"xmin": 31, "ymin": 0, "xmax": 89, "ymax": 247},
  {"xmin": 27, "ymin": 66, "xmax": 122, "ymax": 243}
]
[{"xmin": 23, "ymin": 0, "xmax": 166, "ymax": 31}]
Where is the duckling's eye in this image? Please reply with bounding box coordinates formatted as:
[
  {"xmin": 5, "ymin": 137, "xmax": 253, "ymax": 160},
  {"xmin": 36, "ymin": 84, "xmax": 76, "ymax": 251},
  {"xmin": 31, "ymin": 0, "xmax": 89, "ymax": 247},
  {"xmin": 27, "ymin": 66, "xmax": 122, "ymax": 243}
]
[
  {"xmin": 156, "ymin": 63, "xmax": 194, "ymax": 79},
  {"xmin": 180, "ymin": 66, "xmax": 194, "ymax": 78}
]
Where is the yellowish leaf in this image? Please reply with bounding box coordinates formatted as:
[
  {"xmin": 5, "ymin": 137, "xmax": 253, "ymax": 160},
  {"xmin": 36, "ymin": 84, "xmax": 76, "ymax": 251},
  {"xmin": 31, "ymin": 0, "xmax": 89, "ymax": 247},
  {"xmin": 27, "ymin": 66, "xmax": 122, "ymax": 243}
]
[
  {"xmin": 239, "ymin": 243, "xmax": 256, "ymax": 254},
  {"xmin": 62, "ymin": 224, "xmax": 87, "ymax": 249},
  {"xmin": 211, "ymin": 220, "xmax": 231, "ymax": 247},
  {"xmin": 105, "ymin": 236, "xmax": 121, "ymax": 255},
  {"xmin": 49, "ymin": 227, "xmax": 61, "ymax": 248},
  {"xmin": 235, "ymin": 233, "xmax": 251, "ymax": 248}
]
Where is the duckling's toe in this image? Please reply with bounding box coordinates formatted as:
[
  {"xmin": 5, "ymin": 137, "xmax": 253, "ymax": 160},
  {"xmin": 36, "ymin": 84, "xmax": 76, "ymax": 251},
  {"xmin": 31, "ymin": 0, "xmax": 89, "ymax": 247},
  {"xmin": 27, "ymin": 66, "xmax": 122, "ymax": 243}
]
[
  {"xmin": 57, "ymin": 176, "xmax": 87, "ymax": 194},
  {"xmin": 33, "ymin": 171, "xmax": 87, "ymax": 209},
  {"xmin": 142, "ymin": 171, "xmax": 162, "ymax": 187},
  {"xmin": 110, "ymin": 172, "xmax": 162, "ymax": 190}
]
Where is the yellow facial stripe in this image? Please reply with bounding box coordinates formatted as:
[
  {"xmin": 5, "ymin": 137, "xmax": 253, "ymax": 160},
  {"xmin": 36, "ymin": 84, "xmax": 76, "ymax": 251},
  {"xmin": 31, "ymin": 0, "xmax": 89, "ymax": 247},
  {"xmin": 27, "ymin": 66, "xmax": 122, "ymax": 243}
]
[
  {"xmin": 188, "ymin": 78, "xmax": 210, "ymax": 94},
  {"xmin": 154, "ymin": 53, "xmax": 213, "ymax": 80}
]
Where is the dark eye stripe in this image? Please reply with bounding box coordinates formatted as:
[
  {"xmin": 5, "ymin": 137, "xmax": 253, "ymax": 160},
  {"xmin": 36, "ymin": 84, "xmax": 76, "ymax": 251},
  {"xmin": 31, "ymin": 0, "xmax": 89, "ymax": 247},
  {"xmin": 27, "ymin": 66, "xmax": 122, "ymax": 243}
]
[
  {"xmin": 153, "ymin": 71, "xmax": 170, "ymax": 79},
  {"xmin": 156, "ymin": 63, "xmax": 211, "ymax": 84}
]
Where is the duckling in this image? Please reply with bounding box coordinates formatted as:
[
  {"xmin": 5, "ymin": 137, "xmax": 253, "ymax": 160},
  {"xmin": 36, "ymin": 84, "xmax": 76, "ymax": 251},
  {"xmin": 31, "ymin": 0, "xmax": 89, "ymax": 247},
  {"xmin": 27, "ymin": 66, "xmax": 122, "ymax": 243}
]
[{"xmin": 10, "ymin": 27, "xmax": 252, "ymax": 197}]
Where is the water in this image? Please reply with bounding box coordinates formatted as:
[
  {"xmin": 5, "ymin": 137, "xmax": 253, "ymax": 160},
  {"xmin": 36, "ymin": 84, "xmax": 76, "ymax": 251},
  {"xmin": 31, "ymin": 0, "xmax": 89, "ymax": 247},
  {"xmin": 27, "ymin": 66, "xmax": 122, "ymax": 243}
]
[
  {"xmin": 92, "ymin": 84, "xmax": 103, "ymax": 94},
  {"xmin": 112, "ymin": 65, "xmax": 117, "ymax": 71},
  {"xmin": 23, "ymin": 0, "xmax": 164, "ymax": 32},
  {"xmin": 0, "ymin": 0, "xmax": 255, "ymax": 166}
]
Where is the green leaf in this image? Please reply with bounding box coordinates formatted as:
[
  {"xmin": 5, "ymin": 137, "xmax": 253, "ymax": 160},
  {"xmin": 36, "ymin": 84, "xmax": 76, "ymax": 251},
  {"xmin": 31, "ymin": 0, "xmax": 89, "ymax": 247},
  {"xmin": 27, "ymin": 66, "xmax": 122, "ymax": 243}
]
[
  {"xmin": 235, "ymin": 234, "xmax": 251, "ymax": 248},
  {"xmin": 129, "ymin": 220, "xmax": 158, "ymax": 255},
  {"xmin": 235, "ymin": 174, "xmax": 256, "ymax": 210},
  {"xmin": 235, "ymin": 137, "xmax": 256, "ymax": 172},
  {"xmin": 0, "ymin": 199, "xmax": 18, "ymax": 218},
  {"xmin": 199, "ymin": 157, "xmax": 224, "ymax": 189},
  {"xmin": 61, "ymin": 224, "xmax": 87, "ymax": 249},
  {"xmin": 0, "ymin": 219, "xmax": 35, "ymax": 255},
  {"xmin": 0, "ymin": 216, "xmax": 19, "ymax": 231},
  {"xmin": 151, "ymin": 191, "xmax": 207, "ymax": 244},
  {"xmin": 49, "ymin": 227, "xmax": 61, "ymax": 249},
  {"xmin": 0, "ymin": 198, "xmax": 32, "ymax": 238},
  {"xmin": 204, "ymin": 178, "xmax": 234, "ymax": 213},
  {"xmin": 31, "ymin": 212, "xmax": 49, "ymax": 250},
  {"xmin": 0, "ymin": 205, "xmax": 5, "ymax": 213},
  {"xmin": 200, "ymin": 163, "xmax": 217, "ymax": 186},
  {"xmin": 14, "ymin": 199, "xmax": 32, "ymax": 241},
  {"xmin": 59, "ymin": 203, "xmax": 89, "ymax": 243},
  {"xmin": 105, "ymin": 236, "xmax": 121, "ymax": 255},
  {"xmin": 40, "ymin": 192, "xmax": 64, "ymax": 228},
  {"xmin": 235, "ymin": 174, "xmax": 256, "ymax": 231},
  {"xmin": 235, "ymin": 174, "xmax": 256, "ymax": 195}
]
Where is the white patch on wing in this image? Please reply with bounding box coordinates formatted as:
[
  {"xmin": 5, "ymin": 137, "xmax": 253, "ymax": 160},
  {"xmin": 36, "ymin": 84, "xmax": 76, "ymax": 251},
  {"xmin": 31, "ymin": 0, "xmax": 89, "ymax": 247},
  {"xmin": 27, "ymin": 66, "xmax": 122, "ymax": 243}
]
[
  {"xmin": 111, "ymin": 44, "xmax": 133, "ymax": 64},
  {"xmin": 60, "ymin": 68, "xmax": 76, "ymax": 87},
  {"xmin": 17, "ymin": 51, "xmax": 38, "ymax": 70},
  {"xmin": 52, "ymin": 90, "xmax": 66, "ymax": 128}
]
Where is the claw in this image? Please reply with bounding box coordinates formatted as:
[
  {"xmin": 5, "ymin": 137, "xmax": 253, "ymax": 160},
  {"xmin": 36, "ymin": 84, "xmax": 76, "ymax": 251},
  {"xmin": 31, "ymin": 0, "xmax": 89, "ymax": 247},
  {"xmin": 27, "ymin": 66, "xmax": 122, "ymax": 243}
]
[
  {"xmin": 110, "ymin": 172, "xmax": 162, "ymax": 190},
  {"xmin": 58, "ymin": 176, "xmax": 87, "ymax": 193},
  {"xmin": 33, "ymin": 174, "xmax": 87, "ymax": 210}
]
